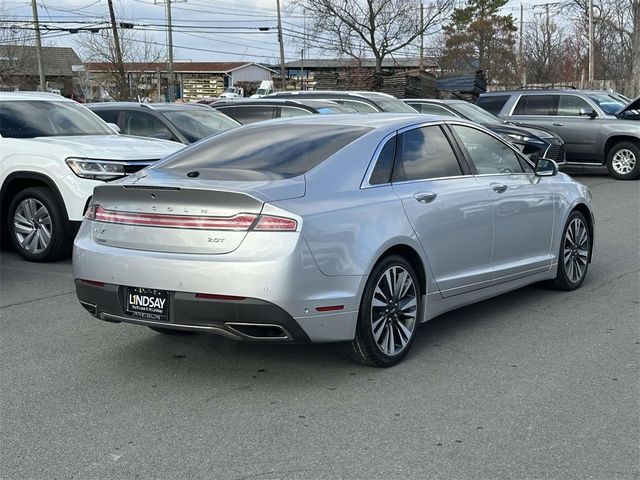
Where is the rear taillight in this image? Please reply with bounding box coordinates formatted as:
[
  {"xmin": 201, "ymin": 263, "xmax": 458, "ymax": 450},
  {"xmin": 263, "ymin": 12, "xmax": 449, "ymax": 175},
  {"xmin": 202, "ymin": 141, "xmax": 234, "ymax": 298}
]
[
  {"xmin": 86, "ymin": 205, "xmax": 298, "ymax": 232},
  {"xmin": 253, "ymin": 215, "xmax": 298, "ymax": 232}
]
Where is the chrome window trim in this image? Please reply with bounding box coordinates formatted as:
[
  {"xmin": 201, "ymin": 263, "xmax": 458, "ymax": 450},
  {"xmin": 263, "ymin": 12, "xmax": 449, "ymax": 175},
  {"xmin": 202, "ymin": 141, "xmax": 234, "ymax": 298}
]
[
  {"xmin": 361, "ymin": 121, "xmax": 447, "ymax": 188},
  {"xmin": 391, "ymin": 174, "xmax": 476, "ymax": 186}
]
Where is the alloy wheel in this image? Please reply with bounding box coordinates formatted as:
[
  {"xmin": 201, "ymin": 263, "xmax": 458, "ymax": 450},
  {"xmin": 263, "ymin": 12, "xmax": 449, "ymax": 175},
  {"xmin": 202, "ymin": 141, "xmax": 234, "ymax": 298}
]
[
  {"xmin": 611, "ymin": 149, "xmax": 637, "ymax": 175},
  {"xmin": 13, "ymin": 198, "xmax": 52, "ymax": 255},
  {"xmin": 370, "ymin": 265, "xmax": 418, "ymax": 356},
  {"xmin": 563, "ymin": 217, "xmax": 589, "ymax": 283}
]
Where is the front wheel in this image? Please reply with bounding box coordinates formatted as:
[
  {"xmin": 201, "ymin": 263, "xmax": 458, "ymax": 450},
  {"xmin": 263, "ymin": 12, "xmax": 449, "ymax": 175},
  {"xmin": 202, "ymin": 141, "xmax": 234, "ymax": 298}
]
[
  {"xmin": 606, "ymin": 142, "xmax": 639, "ymax": 180},
  {"xmin": 7, "ymin": 187, "xmax": 71, "ymax": 262},
  {"xmin": 341, "ymin": 255, "xmax": 421, "ymax": 367},
  {"xmin": 548, "ymin": 211, "xmax": 591, "ymax": 291}
]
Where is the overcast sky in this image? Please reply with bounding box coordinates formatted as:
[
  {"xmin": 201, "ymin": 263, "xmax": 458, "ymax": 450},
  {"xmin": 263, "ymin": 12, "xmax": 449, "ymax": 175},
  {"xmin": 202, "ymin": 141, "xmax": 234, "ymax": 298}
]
[{"xmin": 2, "ymin": 0, "xmax": 560, "ymax": 64}]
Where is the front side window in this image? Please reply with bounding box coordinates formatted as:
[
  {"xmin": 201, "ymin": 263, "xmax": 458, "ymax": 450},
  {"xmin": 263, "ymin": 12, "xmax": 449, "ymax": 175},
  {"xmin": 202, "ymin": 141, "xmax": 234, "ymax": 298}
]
[
  {"xmin": 92, "ymin": 109, "xmax": 120, "ymax": 125},
  {"xmin": 156, "ymin": 124, "xmax": 372, "ymax": 180},
  {"xmin": 557, "ymin": 95, "xmax": 594, "ymax": 116},
  {"xmin": 452, "ymin": 125, "xmax": 524, "ymax": 175},
  {"xmin": 123, "ymin": 111, "xmax": 175, "ymax": 141},
  {"xmin": 512, "ymin": 95, "xmax": 557, "ymax": 116},
  {"xmin": 0, "ymin": 101, "xmax": 113, "ymax": 138},
  {"xmin": 392, "ymin": 126, "xmax": 462, "ymax": 182}
]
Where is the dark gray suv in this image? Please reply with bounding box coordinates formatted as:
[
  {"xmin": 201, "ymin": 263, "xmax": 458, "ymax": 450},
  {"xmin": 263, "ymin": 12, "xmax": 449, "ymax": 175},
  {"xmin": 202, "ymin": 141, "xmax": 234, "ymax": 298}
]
[{"xmin": 477, "ymin": 89, "xmax": 639, "ymax": 180}]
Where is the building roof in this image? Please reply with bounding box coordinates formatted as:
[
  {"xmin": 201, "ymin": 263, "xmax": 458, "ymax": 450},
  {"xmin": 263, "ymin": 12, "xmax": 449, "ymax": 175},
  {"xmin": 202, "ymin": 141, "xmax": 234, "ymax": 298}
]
[
  {"xmin": 283, "ymin": 57, "xmax": 439, "ymax": 69},
  {"xmin": 85, "ymin": 61, "xmax": 276, "ymax": 74},
  {"xmin": 0, "ymin": 45, "xmax": 82, "ymax": 76}
]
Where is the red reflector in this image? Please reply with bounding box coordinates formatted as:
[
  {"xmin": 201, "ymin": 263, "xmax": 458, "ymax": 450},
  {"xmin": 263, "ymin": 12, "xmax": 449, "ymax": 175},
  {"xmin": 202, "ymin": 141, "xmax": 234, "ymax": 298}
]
[
  {"xmin": 253, "ymin": 215, "xmax": 298, "ymax": 231},
  {"xmin": 81, "ymin": 279, "xmax": 105, "ymax": 287},
  {"xmin": 92, "ymin": 206, "xmax": 257, "ymax": 231},
  {"xmin": 315, "ymin": 305, "xmax": 344, "ymax": 312},
  {"xmin": 195, "ymin": 293, "xmax": 246, "ymax": 301}
]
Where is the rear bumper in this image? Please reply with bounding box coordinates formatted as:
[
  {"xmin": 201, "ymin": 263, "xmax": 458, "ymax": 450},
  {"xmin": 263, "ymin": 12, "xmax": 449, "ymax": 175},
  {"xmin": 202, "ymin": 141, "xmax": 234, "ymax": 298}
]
[
  {"xmin": 73, "ymin": 221, "xmax": 362, "ymax": 342},
  {"xmin": 75, "ymin": 280, "xmax": 313, "ymax": 342}
]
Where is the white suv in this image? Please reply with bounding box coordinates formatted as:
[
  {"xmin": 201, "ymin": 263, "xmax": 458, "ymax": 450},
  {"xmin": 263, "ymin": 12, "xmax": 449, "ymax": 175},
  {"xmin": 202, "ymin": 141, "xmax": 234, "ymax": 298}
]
[{"xmin": 0, "ymin": 92, "xmax": 183, "ymax": 262}]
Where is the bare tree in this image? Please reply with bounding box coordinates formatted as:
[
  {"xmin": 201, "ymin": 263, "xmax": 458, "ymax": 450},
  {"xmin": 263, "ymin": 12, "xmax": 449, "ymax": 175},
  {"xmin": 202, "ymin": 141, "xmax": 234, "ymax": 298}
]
[
  {"xmin": 289, "ymin": 0, "xmax": 454, "ymax": 76},
  {"xmin": 524, "ymin": 11, "xmax": 565, "ymax": 84},
  {"xmin": 0, "ymin": 5, "xmax": 33, "ymax": 89},
  {"xmin": 76, "ymin": 28, "xmax": 164, "ymax": 100}
]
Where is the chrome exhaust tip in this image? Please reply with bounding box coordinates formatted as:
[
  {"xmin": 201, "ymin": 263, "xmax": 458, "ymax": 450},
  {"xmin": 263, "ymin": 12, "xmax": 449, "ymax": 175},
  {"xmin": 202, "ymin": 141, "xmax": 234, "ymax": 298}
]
[{"xmin": 225, "ymin": 322, "xmax": 292, "ymax": 341}]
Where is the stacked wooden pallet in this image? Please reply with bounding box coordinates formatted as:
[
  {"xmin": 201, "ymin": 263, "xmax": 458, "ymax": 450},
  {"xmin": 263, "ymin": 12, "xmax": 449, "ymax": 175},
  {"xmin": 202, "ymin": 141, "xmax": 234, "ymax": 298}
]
[
  {"xmin": 435, "ymin": 71, "xmax": 487, "ymax": 97},
  {"xmin": 379, "ymin": 70, "xmax": 436, "ymax": 98},
  {"xmin": 313, "ymin": 69, "xmax": 436, "ymax": 98}
]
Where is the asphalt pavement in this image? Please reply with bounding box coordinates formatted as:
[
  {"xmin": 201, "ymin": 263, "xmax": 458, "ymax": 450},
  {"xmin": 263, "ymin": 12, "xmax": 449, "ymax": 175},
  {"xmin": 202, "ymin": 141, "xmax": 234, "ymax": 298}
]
[{"xmin": 1, "ymin": 173, "xmax": 638, "ymax": 480}]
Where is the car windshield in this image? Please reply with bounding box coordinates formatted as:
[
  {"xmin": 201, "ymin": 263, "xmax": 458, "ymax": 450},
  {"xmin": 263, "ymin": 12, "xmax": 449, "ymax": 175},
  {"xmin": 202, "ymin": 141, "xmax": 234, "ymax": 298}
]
[
  {"xmin": 586, "ymin": 93, "xmax": 626, "ymax": 115},
  {"xmin": 450, "ymin": 102, "xmax": 502, "ymax": 124},
  {"xmin": 155, "ymin": 123, "xmax": 372, "ymax": 180},
  {"xmin": 162, "ymin": 109, "xmax": 238, "ymax": 142},
  {"xmin": 0, "ymin": 100, "xmax": 113, "ymax": 138}
]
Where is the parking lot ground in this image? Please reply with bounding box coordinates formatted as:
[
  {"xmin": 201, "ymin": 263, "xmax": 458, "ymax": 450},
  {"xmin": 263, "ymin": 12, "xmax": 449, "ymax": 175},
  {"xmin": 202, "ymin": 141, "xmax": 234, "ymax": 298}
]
[{"xmin": 1, "ymin": 173, "xmax": 638, "ymax": 480}]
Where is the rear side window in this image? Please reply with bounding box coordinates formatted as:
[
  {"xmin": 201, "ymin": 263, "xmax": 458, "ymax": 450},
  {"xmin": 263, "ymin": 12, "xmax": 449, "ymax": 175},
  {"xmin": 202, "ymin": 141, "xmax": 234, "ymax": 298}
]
[
  {"xmin": 476, "ymin": 95, "xmax": 510, "ymax": 115},
  {"xmin": 392, "ymin": 126, "xmax": 462, "ymax": 182},
  {"xmin": 512, "ymin": 95, "xmax": 557, "ymax": 115},
  {"xmin": 157, "ymin": 124, "xmax": 372, "ymax": 180},
  {"xmin": 216, "ymin": 106, "xmax": 276, "ymax": 124},
  {"xmin": 369, "ymin": 136, "xmax": 396, "ymax": 185},
  {"xmin": 92, "ymin": 109, "xmax": 119, "ymax": 125}
]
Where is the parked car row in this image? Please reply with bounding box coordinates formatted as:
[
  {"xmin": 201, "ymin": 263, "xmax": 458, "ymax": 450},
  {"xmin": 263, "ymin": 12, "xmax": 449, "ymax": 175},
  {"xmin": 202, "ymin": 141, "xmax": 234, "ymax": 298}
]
[{"xmin": 477, "ymin": 89, "xmax": 639, "ymax": 180}]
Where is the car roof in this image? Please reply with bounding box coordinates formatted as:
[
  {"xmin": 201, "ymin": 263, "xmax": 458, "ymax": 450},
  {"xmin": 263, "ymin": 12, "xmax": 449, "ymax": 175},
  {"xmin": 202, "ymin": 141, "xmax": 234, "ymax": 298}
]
[
  {"xmin": 0, "ymin": 91, "xmax": 73, "ymax": 102},
  {"xmin": 404, "ymin": 98, "xmax": 465, "ymax": 105},
  {"xmin": 271, "ymin": 90, "xmax": 396, "ymax": 99},
  {"xmin": 87, "ymin": 102, "xmax": 211, "ymax": 111},
  {"xmin": 210, "ymin": 98, "xmax": 317, "ymax": 108},
  {"xmin": 239, "ymin": 113, "xmax": 465, "ymax": 133}
]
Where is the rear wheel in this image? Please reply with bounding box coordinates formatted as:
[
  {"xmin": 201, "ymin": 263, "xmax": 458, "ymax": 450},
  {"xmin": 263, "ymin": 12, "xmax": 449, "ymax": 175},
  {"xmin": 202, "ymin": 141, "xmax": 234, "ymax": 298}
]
[
  {"xmin": 549, "ymin": 211, "xmax": 591, "ymax": 291},
  {"xmin": 7, "ymin": 187, "xmax": 71, "ymax": 262},
  {"xmin": 606, "ymin": 142, "xmax": 639, "ymax": 180},
  {"xmin": 341, "ymin": 255, "xmax": 421, "ymax": 367}
]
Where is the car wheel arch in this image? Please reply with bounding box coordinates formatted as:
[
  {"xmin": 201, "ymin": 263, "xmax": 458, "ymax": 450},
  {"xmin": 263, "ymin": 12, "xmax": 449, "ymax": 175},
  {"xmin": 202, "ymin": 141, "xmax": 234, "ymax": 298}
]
[
  {"xmin": 1, "ymin": 172, "xmax": 70, "ymax": 226},
  {"xmin": 567, "ymin": 202, "xmax": 595, "ymax": 262},
  {"xmin": 604, "ymin": 135, "xmax": 639, "ymax": 157},
  {"xmin": 367, "ymin": 243, "xmax": 428, "ymax": 296}
]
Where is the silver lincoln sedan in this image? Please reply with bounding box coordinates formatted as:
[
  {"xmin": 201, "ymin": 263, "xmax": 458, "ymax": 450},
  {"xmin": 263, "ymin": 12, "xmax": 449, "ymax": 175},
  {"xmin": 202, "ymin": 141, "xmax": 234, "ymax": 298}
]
[{"xmin": 73, "ymin": 114, "xmax": 594, "ymax": 367}]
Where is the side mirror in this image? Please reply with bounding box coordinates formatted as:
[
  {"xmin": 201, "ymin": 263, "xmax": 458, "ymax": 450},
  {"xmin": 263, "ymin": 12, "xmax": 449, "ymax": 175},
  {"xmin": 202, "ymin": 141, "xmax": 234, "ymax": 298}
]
[
  {"xmin": 535, "ymin": 158, "xmax": 558, "ymax": 177},
  {"xmin": 107, "ymin": 122, "xmax": 121, "ymax": 133},
  {"xmin": 579, "ymin": 107, "xmax": 597, "ymax": 119}
]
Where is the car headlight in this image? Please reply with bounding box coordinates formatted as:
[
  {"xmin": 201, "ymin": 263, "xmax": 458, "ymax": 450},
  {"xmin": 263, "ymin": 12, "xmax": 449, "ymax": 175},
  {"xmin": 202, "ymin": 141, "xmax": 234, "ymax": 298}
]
[
  {"xmin": 66, "ymin": 158, "xmax": 126, "ymax": 181},
  {"xmin": 506, "ymin": 133, "xmax": 546, "ymax": 145}
]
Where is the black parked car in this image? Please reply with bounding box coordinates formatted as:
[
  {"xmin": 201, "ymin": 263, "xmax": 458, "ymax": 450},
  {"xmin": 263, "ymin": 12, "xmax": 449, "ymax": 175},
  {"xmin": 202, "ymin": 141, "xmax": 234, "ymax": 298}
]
[
  {"xmin": 269, "ymin": 90, "xmax": 418, "ymax": 113},
  {"xmin": 204, "ymin": 98, "xmax": 355, "ymax": 124},
  {"xmin": 404, "ymin": 98, "xmax": 566, "ymax": 164},
  {"xmin": 88, "ymin": 102, "xmax": 239, "ymax": 144}
]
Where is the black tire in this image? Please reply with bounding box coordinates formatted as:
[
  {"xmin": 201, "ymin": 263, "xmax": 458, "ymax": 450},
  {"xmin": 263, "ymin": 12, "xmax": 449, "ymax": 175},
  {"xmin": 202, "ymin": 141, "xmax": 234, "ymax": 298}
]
[
  {"xmin": 548, "ymin": 211, "xmax": 591, "ymax": 291},
  {"xmin": 7, "ymin": 187, "xmax": 71, "ymax": 262},
  {"xmin": 606, "ymin": 141, "xmax": 639, "ymax": 180},
  {"xmin": 340, "ymin": 255, "xmax": 421, "ymax": 367},
  {"xmin": 148, "ymin": 326, "xmax": 195, "ymax": 336}
]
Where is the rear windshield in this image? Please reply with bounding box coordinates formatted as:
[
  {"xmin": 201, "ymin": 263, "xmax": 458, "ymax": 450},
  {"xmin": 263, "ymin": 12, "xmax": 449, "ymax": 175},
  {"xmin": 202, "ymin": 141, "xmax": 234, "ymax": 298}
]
[
  {"xmin": 155, "ymin": 123, "xmax": 372, "ymax": 179},
  {"xmin": 476, "ymin": 95, "xmax": 510, "ymax": 115}
]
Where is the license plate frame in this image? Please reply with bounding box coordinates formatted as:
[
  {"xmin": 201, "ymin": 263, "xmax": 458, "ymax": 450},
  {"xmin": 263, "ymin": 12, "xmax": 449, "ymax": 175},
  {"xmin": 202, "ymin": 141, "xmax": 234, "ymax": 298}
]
[{"xmin": 125, "ymin": 287, "xmax": 170, "ymax": 322}]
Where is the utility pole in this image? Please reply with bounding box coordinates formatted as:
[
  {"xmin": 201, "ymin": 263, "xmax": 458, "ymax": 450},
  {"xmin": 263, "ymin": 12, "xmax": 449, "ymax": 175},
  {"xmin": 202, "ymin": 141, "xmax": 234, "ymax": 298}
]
[
  {"xmin": 300, "ymin": 49, "xmax": 304, "ymax": 90},
  {"xmin": 166, "ymin": 0, "xmax": 175, "ymax": 101},
  {"xmin": 30, "ymin": 0, "xmax": 46, "ymax": 92},
  {"xmin": 276, "ymin": 0, "xmax": 286, "ymax": 91},
  {"xmin": 519, "ymin": 3, "xmax": 526, "ymax": 86},
  {"xmin": 588, "ymin": 0, "xmax": 594, "ymax": 83},
  {"xmin": 107, "ymin": 0, "xmax": 126, "ymax": 100},
  {"xmin": 545, "ymin": 3, "xmax": 550, "ymax": 83},
  {"xmin": 419, "ymin": 0, "xmax": 424, "ymax": 70}
]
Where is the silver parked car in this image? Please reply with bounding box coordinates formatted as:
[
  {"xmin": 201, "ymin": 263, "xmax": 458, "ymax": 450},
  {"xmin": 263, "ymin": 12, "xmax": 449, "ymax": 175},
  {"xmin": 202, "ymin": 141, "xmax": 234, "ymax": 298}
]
[{"xmin": 73, "ymin": 114, "xmax": 595, "ymax": 367}]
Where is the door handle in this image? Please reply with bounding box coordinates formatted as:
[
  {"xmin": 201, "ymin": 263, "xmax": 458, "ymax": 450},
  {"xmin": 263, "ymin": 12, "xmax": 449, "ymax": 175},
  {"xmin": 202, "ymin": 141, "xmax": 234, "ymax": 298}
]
[
  {"xmin": 552, "ymin": 122, "xmax": 565, "ymax": 126},
  {"xmin": 415, "ymin": 192, "xmax": 437, "ymax": 204},
  {"xmin": 490, "ymin": 183, "xmax": 508, "ymax": 194}
]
